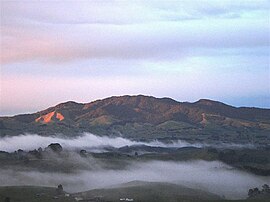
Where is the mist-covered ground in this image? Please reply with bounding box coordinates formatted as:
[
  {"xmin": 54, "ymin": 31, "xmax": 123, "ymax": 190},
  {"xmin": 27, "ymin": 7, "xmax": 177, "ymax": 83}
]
[{"xmin": 0, "ymin": 133, "xmax": 269, "ymax": 200}]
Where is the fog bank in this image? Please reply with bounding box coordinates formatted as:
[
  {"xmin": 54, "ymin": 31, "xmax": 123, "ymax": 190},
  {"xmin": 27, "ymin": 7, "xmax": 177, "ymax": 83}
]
[
  {"xmin": 0, "ymin": 133, "xmax": 254, "ymax": 152},
  {"xmin": 0, "ymin": 133, "xmax": 197, "ymax": 152},
  {"xmin": 0, "ymin": 160, "xmax": 268, "ymax": 199}
]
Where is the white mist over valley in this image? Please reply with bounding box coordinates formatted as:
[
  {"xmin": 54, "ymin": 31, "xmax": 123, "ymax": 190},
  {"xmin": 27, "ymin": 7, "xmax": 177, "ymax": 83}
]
[{"xmin": 0, "ymin": 133, "xmax": 269, "ymax": 200}]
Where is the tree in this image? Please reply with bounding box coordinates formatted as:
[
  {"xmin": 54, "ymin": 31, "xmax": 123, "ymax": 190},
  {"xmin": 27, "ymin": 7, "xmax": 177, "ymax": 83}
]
[
  {"xmin": 248, "ymin": 189, "xmax": 254, "ymax": 198},
  {"xmin": 248, "ymin": 185, "xmax": 270, "ymax": 199},
  {"xmin": 248, "ymin": 187, "xmax": 260, "ymax": 198},
  {"xmin": 46, "ymin": 143, "xmax": 63, "ymax": 153},
  {"xmin": 253, "ymin": 187, "xmax": 260, "ymax": 195},
  {"xmin": 262, "ymin": 184, "xmax": 270, "ymax": 193},
  {"xmin": 56, "ymin": 184, "xmax": 64, "ymax": 195},
  {"xmin": 4, "ymin": 197, "xmax": 10, "ymax": 202},
  {"xmin": 80, "ymin": 150, "xmax": 87, "ymax": 157}
]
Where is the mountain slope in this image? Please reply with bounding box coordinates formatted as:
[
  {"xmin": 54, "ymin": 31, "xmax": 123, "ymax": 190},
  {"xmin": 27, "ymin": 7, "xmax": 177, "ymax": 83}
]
[{"xmin": 0, "ymin": 95, "xmax": 270, "ymax": 145}]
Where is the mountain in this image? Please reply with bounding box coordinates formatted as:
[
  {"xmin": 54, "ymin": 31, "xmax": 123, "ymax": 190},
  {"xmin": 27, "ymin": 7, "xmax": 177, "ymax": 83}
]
[{"xmin": 0, "ymin": 95, "xmax": 270, "ymax": 145}]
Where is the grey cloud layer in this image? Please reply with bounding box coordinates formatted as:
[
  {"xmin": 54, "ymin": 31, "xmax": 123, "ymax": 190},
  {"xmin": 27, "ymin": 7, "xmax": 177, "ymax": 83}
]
[
  {"xmin": 1, "ymin": 1, "xmax": 269, "ymax": 64},
  {"xmin": 2, "ymin": 1, "xmax": 269, "ymax": 25}
]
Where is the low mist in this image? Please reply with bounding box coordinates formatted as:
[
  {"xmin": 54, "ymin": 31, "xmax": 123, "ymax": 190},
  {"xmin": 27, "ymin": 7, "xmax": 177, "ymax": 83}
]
[
  {"xmin": 0, "ymin": 133, "xmax": 267, "ymax": 200},
  {"xmin": 0, "ymin": 133, "xmax": 197, "ymax": 152},
  {"xmin": 0, "ymin": 133, "xmax": 254, "ymax": 152},
  {"xmin": 0, "ymin": 160, "xmax": 268, "ymax": 199}
]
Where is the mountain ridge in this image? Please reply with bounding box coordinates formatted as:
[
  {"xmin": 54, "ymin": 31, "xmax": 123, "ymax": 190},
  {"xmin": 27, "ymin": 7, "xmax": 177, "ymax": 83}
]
[
  {"xmin": 2, "ymin": 95, "xmax": 270, "ymax": 118},
  {"xmin": 0, "ymin": 95, "xmax": 270, "ymax": 145}
]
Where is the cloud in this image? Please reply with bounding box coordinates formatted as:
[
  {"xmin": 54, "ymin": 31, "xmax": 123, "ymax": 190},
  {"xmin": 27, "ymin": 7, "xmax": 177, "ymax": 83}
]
[
  {"xmin": 1, "ymin": 19, "xmax": 269, "ymax": 64},
  {"xmin": 0, "ymin": 26, "xmax": 71, "ymax": 64},
  {"xmin": 2, "ymin": 1, "xmax": 269, "ymax": 25},
  {"xmin": 1, "ymin": 1, "xmax": 269, "ymax": 64}
]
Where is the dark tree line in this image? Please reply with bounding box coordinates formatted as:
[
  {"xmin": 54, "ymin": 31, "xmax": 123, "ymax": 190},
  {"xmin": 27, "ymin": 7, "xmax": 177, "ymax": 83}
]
[{"xmin": 248, "ymin": 184, "xmax": 270, "ymax": 198}]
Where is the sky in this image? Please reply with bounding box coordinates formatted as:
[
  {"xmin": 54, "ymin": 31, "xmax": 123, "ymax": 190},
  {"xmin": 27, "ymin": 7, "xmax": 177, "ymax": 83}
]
[{"xmin": 0, "ymin": 0, "xmax": 269, "ymax": 115}]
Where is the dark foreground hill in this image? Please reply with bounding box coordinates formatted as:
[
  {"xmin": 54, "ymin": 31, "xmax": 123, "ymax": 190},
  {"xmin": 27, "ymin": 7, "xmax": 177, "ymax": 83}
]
[
  {"xmin": 1, "ymin": 182, "xmax": 268, "ymax": 202},
  {"xmin": 0, "ymin": 183, "xmax": 246, "ymax": 202},
  {"xmin": 0, "ymin": 184, "xmax": 221, "ymax": 202},
  {"xmin": 0, "ymin": 186, "xmax": 75, "ymax": 202},
  {"xmin": 74, "ymin": 181, "xmax": 222, "ymax": 202},
  {"xmin": 1, "ymin": 95, "xmax": 269, "ymax": 145}
]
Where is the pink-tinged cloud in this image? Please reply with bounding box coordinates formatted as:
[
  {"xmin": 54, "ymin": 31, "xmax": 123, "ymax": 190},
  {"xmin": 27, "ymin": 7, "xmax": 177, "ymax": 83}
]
[
  {"xmin": 1, "ymin": 0, "xmax": 269, "ymax": 64},
  {"xmin": 0, "ymin": 26, "xmax": 75, "ymax": 64},
  {"xmin": 1, "ymin": 18, "xmax": 269, "ymax": 64}
]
